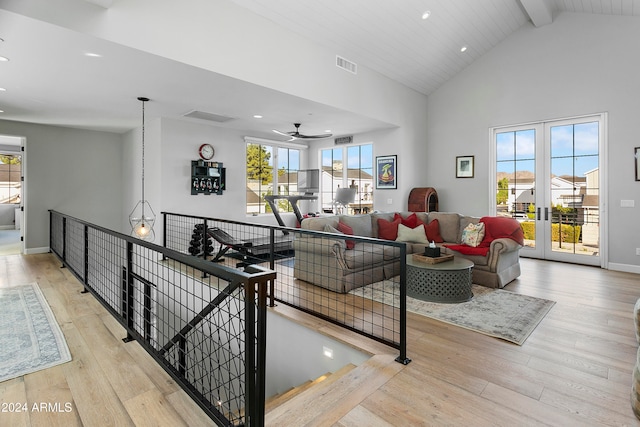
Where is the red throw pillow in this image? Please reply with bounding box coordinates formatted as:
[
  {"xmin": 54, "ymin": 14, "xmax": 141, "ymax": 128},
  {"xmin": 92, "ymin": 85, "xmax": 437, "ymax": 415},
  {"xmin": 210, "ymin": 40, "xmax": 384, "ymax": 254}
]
[
  {"xmin": 424, "ymin": 219, "xmax": 444, "ymax": 243},
  {"xmin": 337, "ymin": 221, "xmax": 356, "ymax": 249},
  {"xmin": 394, "ymin": 212, "xmax": 420, "ymax": 228},
  {"xmin": 377, "ymin": 218, "xmax": 401, "ymax": 240}
]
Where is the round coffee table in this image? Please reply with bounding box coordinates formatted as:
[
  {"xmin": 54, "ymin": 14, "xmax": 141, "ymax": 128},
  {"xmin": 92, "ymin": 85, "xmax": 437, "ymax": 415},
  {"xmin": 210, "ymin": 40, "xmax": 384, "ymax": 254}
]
[{"xmin": 405, "ymin": 255, "xmax": 474, "ymax": 303}]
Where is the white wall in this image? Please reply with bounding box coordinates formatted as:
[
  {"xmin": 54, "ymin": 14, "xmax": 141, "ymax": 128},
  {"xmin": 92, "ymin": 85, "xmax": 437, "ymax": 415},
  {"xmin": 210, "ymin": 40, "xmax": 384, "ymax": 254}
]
[
  {"xmin": 160, "ymin": 118, "xmax": 254, "ymax": 221},
  {"xmin": 0, "ymin": 120, "xmax": 123, "ymax": 251},
  {"xmin": 425, "ymin": 12, "xmax": 640, "ymax": 269}
]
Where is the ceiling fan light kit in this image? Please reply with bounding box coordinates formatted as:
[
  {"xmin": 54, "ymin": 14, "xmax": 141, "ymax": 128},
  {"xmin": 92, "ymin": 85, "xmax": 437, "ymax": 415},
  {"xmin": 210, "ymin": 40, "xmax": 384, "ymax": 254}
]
[{"xmin": 273, "ymin": 123, "xmax": 333, "ymax": 141}]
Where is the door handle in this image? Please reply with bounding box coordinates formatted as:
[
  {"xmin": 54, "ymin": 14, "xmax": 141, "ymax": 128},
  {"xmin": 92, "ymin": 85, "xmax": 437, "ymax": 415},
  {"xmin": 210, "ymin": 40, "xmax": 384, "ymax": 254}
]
[
  {"xmin": 537, "ymin": 207, "xmax": 541, "ymax": 221},
  {"xmin": 545, "ymin": 207, "xmax": 549, "ymax": 221}
]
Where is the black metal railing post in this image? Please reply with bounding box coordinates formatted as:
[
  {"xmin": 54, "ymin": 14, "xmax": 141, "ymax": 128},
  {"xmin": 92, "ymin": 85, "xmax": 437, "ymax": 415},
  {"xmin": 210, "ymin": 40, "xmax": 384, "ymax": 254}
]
[
  {"xmin": 396, "ymin": 244, "xmax": 411, "ymax": 365},
  {"xmin": 62, "ymin": 216, "xmax": 67, "ymax": 262},
  {"xmin": 244, "ymin": 278, "xmax": 257, "ymax": 426},
  {"xmin": 83, "ymin": 225, "xmax": 89, "ymax": 292},
  {"xmin": 123, "ymin": 241, "xmax": 134, "ymax": 342},
  {"xmin": 255, "ymin": 278, "xmax": 268, "ymax": 427},
  {"xmin": 162, "ymin": 212, "xmax": 167, "ymax": 260}
]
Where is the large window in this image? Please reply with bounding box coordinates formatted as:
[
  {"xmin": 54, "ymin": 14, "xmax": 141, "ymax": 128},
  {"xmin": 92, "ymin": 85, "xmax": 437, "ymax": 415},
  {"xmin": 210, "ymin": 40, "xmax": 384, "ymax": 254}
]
[
  {"xmin": 0, "ymin": 154, "xmax": 21, "ymax": 204},
  {"xmin": 246, "ymin": 142, "xmax": 300, "ymax": 214},
  {"xmin": 321, "ymin": 144, "xmax": 373, "ymax": 214}
]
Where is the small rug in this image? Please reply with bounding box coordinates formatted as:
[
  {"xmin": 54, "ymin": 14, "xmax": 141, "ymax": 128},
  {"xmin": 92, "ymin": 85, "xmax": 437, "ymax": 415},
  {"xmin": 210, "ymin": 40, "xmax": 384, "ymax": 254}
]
[
  {"xmin": 350, "ymin": 281, "xmax": 555, "ymax": 345},
  {"xmin": 0, "ymin": 283, "xmax": 72, "ymax": 382}
]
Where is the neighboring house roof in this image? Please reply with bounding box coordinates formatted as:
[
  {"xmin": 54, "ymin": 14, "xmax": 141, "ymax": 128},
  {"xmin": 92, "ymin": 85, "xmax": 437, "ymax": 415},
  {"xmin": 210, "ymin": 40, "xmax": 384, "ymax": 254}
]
[{"xmin": 321, "ymin": 166, "xmax": 373, "ymax": 180}]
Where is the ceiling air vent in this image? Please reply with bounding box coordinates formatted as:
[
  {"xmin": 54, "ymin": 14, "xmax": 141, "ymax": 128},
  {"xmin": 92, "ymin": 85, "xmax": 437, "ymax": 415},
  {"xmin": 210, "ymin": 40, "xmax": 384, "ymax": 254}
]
[
  {"xmin": 336, "ymin": 55, "xmax": 357, "ymax": 75},
  {"xmin": 183, "ymin": 110, "xmax": 236, "ymax": 123}
]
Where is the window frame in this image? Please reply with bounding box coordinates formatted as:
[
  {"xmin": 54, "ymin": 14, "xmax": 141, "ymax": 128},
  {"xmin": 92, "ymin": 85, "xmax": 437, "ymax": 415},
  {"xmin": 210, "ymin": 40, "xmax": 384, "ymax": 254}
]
[
  {"xmin": 245, "ymin": 137, "xmax": 306, "ymax": 215},
  {"xmin": 0, "ymin": 153, "xmax": 22, "ymax": 205},
  {"xmin": 320, "ymin": 143, "xmax": 373, "ymax": 214}
]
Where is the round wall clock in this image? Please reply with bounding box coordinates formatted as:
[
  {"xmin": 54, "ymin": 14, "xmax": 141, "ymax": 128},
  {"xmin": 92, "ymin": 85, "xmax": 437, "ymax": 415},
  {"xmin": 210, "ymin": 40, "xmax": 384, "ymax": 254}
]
[{"xmin": 198, "ymin": 143, "xmax": 215, "ymax": 160}]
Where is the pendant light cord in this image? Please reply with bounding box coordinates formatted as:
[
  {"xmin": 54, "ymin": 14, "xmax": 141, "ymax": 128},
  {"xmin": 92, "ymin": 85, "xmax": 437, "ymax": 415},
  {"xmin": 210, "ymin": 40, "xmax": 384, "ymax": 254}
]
[
  {"xmin": 138, "ymin": 96, "xmax": 149, "ymax": 219},
  {"xmin": 141, "ymin": 99, "xmax": 145, "ymax": 213}
]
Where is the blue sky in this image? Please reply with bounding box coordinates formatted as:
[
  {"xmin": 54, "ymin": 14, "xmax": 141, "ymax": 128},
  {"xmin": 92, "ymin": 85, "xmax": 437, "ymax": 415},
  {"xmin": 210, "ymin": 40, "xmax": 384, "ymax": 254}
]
[{"xmin": 496, "ymin": 122, "xmax": 599, "ymax": 177}]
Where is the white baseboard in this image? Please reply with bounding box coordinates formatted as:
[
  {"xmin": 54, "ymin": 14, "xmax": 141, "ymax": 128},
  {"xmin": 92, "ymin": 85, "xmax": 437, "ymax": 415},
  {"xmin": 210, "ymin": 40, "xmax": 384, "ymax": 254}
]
[
  {"xmin": 608, "ymin": 263, "xmax": 640, "ymax": 275},
  {"xmin": 0, "ymin": 225, "xmax": 16, "ymax": 230},
  {"xmin": 24, "ymin": 247, "xmax": 50, "ymax": 255}
]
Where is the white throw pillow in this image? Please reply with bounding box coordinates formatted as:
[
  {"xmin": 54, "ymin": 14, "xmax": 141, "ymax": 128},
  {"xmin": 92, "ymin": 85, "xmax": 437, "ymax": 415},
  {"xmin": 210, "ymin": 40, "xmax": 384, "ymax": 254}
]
[
  {"xmin": 395, "ymin": 223, "xmax": 429, "ymax": 244},
  {"xmin": 461, "ymin": 222, "xmax": 485, "ymax": 247}
]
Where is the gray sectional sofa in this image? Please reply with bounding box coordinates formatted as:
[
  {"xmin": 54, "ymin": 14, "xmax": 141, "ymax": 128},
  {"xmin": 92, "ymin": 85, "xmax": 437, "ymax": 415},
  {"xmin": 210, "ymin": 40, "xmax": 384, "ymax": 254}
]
[{"xmin": 293, "ymin": 211, "xmax": 523, "ymax": 293}]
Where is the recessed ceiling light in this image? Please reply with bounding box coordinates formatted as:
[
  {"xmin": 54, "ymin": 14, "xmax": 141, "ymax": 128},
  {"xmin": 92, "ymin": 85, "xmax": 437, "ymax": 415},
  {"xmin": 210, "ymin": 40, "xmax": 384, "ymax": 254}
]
[
  {"xmin": 84, "ymin": 52, "xmax": 102, "ymax": 58},
  {"xmin": 325, "ymin": 129, "xmax": 332, "ymax": 133},
  {"xmin": 253, "ymin": 115, "xmax": 263, "ymax": 119},
  {"xmin": 422, "ymin": 11, "xmax": 431, "ymax": 20},
  {"xmin": 0, "ymin": 56, "xmax": 8, "ymax": 62},
  {"xmin": 460, "ymin": 46, "xmax": 468, "ymax": 52},
  {"xmin": 0, "ymin": 110, "xmax": 4, "ymax": 113},
  {"xmin": 0, "ymin": 88, "xmax": 6, "ymax": 92}
]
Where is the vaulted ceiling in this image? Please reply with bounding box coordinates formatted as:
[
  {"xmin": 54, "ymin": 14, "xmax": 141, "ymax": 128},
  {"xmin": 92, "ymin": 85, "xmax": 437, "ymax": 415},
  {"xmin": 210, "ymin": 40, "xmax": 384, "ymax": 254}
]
[{"xmin": 0, "ymin": 0, "xmax": 638, "ymax": 138}]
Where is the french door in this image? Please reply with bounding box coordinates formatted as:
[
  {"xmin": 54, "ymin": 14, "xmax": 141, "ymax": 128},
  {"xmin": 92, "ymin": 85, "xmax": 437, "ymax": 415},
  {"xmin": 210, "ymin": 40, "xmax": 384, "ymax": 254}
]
[{"xmin": 492, "ymin": 114, "xmax": 605, "ymax": 266}]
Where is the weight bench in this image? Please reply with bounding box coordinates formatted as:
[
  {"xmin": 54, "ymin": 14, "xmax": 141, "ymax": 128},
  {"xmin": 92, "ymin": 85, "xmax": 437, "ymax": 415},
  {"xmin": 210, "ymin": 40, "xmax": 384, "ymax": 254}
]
[{"xmin": 207, "ymin": 227, "xmax": 255, "ymax": 264}]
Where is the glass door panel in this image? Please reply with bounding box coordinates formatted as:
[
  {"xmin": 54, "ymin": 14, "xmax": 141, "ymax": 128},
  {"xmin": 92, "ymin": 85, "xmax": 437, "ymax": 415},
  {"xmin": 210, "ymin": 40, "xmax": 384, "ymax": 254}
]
[
  {"xmin": 548, "ymin": 120, "xmax": 600, "ymax": 261},
  {"xmin": 495, "ymin": 127, "xmax": 540, "ymax": 255}
]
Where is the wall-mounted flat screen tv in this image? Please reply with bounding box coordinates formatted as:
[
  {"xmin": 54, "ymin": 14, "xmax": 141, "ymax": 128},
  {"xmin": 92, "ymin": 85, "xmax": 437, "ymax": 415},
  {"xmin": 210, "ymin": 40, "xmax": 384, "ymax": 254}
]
[{"xmin": 297, "ymin": 169, "xmax": 320, "ymax": 195}]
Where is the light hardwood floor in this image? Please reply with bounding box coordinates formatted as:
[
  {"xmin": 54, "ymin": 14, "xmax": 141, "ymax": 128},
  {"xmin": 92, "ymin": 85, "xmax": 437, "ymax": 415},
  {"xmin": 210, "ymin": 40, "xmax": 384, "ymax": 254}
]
[{"xmin": 1, "ymin": 253, "xmax": 639, "ymax": 426}]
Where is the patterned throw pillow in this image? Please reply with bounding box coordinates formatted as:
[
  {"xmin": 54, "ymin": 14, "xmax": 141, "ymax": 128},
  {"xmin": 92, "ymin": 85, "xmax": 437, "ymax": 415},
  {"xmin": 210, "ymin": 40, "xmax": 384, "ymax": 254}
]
[{"xmin": 461, "ymin": 222, "xmax": 486, "ymax": 247}]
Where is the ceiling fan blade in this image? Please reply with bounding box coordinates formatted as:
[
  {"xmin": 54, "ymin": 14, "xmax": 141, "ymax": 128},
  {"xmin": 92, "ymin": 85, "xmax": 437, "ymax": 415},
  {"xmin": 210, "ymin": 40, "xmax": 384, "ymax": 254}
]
[
  {"xmin": 298, "ymin": 133, "xmax": 333, "ymax": 139},
  {"xmin": 272, "ymin": 129, "xmax": 295, "ymax": 137}
]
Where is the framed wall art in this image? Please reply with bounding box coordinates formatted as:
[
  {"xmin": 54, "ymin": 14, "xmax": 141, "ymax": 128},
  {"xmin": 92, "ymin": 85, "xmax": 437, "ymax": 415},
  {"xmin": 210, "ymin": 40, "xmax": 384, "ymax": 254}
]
[
  {"xmin": 376, "ymin": 155, "xmax": 397, "ymax": 189},
  {"xmin": 456, "ymin": 155, "xmax": 474, "ymax": 178}
]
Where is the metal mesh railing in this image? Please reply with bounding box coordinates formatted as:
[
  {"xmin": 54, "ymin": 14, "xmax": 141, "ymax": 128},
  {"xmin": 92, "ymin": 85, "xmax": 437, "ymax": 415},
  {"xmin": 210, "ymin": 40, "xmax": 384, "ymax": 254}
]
[
  {"xmin": 50, "ymin": 210, "xmax": 275, "ymax": 427},
  {"xmin": 163, "ymin": 212, "xmax": 409, "ymax": 364}
]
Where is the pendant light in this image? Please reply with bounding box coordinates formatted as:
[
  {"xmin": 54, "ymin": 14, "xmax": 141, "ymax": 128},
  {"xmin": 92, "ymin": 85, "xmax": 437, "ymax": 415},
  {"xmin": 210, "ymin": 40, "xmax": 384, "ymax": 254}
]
[{"xmin": 129, "ymin": 96, "xmax": 156, "ymax": 241}]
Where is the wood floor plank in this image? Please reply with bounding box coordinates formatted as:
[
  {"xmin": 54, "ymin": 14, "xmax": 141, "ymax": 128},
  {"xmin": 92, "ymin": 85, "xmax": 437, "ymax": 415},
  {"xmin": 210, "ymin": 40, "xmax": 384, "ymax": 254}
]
[
  {"xmin": 73, "ymin": 313, "xmax": 156, "ymax": 402},
  {"xmin": 0, "ymin": 378, "xmax": 30, "ymax": 427},
  {"xmin": 60, "ymin": 325, "xmax": 135, "ymax": 427},
  {"xmin": 23, "ymin": 366, "xmax": 81, "ymax": 427},
  {"xmin": 335, "ymin": 404, "xmax": 394, "ymax": 427},
  {"xmin": 165, "ymin": 389, "xmax": 217, "ymax": 427},
  {"xmin": 122, "ymin": 389, "xmax": 189, "ymax": 427}
]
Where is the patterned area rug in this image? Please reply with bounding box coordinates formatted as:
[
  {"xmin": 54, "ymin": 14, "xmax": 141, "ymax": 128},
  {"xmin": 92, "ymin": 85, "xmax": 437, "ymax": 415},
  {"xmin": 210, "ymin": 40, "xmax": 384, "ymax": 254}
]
[
  {"xmin": 0, "ymin": 283, "xmax": 72, "ymax": 382},
  {"xmin": 350, "ymin": 281, "xmax": 555, "ymax": 345}
]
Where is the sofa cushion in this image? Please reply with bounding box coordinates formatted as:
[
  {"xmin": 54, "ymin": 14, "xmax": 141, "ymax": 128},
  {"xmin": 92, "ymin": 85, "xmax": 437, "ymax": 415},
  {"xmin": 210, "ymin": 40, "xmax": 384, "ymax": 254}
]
[
  {"xmin": 396, "ymin": 223, "xmax": 429, "ymax": 244},
  {"xmin": 427, "ymin": 212, "xmax": 460, "ymax": 243},
  {"xmin": 342, "ymin": 243, "xmax": 385, "ymax": 269},
  {"xmin": 302, "ymin": 216, "xmax": 339, "ymax": 231},
  {"xmin": 339, "ymin": 215, "xmax": 373, "ymax": 237},
  {"xmin": 336, "ymin": 221, "xmax": 356, "ymax": 249},
  {"xmin": 377, "ymin": 217, "xmax": 401, "ymax": 240}
]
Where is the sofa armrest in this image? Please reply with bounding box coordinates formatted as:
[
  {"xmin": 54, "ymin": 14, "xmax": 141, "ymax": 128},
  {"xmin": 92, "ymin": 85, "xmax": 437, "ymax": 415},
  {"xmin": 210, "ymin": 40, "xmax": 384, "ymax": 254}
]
[{"xmin": 486, "ymin": 238, "xmax": 522, "ymax": 271}]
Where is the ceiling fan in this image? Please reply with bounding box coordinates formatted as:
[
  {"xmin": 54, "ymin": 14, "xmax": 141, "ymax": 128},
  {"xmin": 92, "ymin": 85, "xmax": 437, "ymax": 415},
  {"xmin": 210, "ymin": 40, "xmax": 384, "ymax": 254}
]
[{"xmin": 272, "ymin": 123, "xmax": 333, "ymax": 141}]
